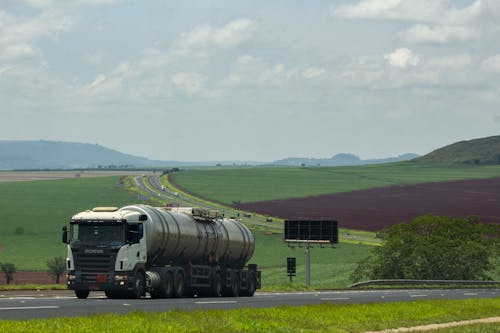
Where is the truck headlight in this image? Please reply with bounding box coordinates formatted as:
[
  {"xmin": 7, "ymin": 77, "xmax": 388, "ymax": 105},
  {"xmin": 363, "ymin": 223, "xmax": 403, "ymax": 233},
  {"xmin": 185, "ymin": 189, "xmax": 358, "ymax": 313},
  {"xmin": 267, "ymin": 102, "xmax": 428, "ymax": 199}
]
[
  {"xmin": 67, "ymin": 274, "xmax": 76, "ymax": 281},
  {"xmin": 114, "ymin": 275, "xmax": 129, "ymax": 281}
]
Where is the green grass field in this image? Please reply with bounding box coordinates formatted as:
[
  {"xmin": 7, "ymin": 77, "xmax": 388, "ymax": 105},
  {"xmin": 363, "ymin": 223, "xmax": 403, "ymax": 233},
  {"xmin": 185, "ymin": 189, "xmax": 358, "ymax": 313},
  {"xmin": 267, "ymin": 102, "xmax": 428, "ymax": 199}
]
[
  {"xmin": 170, "ymin": 163, "xmax": 500, "ymax": 204},
  {"xmin": 253, "ymin": 230, "xmax": 370, "ymax": 288},
  {"xmin": 0, "ymin": 177, "xmax": 135, "ymax": 270},
  {"xmin": 0, "ymin": 298, "xmax": 498, "ymax": 332}
]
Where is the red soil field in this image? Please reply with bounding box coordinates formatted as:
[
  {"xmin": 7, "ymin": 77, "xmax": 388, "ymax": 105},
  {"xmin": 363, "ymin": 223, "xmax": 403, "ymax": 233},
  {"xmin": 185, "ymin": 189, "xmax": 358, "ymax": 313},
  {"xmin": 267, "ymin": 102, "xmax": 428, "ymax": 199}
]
[
  {"xmin": 0, "ymin": 271, "xmax": 62, "ymax": 285},
  {"xmin": 237, "ymin": 178, "xmax": 500, "ymax": 232}
]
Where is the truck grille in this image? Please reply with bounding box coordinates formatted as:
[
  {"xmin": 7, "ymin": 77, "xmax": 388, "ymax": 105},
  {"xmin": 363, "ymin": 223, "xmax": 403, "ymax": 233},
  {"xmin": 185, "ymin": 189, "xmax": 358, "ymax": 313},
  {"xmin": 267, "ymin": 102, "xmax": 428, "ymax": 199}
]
[{"xmin": 74, "ymin": 250, "xmax": 118, "ymax": 283}]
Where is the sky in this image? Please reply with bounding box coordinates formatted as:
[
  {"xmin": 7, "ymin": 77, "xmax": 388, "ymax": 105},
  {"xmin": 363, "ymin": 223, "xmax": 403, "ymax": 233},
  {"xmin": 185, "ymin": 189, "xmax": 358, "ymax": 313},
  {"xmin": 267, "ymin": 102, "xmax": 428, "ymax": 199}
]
[{"xmin": 1, "ymin": 0, "xmax": 500, "ymax": 162}]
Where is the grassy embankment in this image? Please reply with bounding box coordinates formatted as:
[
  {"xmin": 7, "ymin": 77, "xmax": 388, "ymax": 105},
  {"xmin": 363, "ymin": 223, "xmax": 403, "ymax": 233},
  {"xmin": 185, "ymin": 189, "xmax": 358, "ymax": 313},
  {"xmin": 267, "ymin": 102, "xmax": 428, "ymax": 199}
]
[
  {"xmin": 0, "ymin": 298, "xmax": 498, "ymax": 332},
  {"xmin": 169, "ymin": 162, "xmax": 500, "ymax": 204}
]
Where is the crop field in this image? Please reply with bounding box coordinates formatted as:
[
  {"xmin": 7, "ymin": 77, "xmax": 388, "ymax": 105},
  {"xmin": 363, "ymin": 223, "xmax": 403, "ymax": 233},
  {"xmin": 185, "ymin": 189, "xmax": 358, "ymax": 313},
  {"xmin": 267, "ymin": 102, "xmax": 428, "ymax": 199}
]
[
  {"xmin": 0, "ymin": 298, "xmax": 498, "ymax": 333},
  {"xmin": 169, "ymin": 163, "xmax": 500, "ymax": 205},
  {"xmin": 239, "ymin": 177, "xmax": 500, "ymax": 231},
  {"xmin": 0, "ymin": 170, "xmax": 154, "ymax": 182}
]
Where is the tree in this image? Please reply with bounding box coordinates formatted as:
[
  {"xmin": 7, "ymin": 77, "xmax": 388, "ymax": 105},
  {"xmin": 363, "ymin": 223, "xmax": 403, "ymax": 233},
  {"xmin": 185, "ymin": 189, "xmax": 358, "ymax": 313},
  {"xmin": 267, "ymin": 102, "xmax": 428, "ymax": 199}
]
[
  {"xmin": 351, "ymin": 215, "xmax": 500, "ymax": 282},
  {"xmin": 47, "ymin": 256, "xmax": 66, "ymax": 284},
  {"xmin": 1, "ymin": 262, "xmax": 17, "ymax": 284}
]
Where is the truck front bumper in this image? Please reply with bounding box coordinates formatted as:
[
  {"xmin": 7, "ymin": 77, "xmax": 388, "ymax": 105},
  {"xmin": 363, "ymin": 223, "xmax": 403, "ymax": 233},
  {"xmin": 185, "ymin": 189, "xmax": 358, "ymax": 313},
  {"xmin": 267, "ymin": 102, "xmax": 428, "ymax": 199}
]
[{"xmin": 66, "ymin": 271, "xmax": 137, "ymax": 291}]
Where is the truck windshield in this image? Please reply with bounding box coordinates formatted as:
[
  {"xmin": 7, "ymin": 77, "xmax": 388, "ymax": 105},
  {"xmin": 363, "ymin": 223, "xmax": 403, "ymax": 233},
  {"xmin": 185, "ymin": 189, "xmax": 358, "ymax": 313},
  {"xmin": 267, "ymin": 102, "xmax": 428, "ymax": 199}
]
[{"xmin": 72, "ymin": 224, "xmax": 125, "ymax": 245}]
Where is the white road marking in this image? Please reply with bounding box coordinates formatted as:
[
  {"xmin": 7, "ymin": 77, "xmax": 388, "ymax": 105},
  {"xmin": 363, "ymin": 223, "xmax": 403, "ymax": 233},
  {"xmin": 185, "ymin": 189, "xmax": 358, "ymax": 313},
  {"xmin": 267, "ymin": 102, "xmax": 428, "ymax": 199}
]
[
  {"xmin": 0, "ymin": 306, "xmax": 59, "ymax": 311},
  {"xmin": 409, "ymin": 294, "xmax": 427, "ymax": 298},
  {"xmin": 320, "ymin": 297, "xmax": 350, "ymax": 301},
  {"xmin": 195, "ymin": 300, "xmax": 238, "ymax": 304},
  {"xmin": 464, "ymin": 292, "xmax": 478, "ymax": 296}
]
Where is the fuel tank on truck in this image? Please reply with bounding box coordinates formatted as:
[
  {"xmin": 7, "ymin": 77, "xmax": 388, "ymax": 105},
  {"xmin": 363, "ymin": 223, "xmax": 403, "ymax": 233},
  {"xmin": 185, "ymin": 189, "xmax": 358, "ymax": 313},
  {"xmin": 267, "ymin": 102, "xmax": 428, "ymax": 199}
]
[{"xmin": 120, "ymin": 205, "xmax": 255, "ymax": 268}]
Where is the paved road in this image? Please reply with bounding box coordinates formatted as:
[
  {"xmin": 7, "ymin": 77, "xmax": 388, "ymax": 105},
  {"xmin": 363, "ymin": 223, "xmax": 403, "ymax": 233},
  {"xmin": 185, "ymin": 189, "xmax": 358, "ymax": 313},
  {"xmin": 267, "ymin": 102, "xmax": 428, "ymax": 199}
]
[
  {"xmin": 137, "ymin": 175, "xmax": 282, "ymax": 231},
  {"xmin": 0, "ymin": 289, "xmax": 498, "ymax": 320}
]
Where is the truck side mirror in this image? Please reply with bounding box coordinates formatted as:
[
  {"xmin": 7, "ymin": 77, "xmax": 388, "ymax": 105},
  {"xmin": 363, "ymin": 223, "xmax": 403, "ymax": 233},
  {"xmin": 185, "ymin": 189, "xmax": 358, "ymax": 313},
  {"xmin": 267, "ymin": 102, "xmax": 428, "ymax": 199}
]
[{"xmin": 62, "ymin": 226, "xmax": 68, "ymax": 244}]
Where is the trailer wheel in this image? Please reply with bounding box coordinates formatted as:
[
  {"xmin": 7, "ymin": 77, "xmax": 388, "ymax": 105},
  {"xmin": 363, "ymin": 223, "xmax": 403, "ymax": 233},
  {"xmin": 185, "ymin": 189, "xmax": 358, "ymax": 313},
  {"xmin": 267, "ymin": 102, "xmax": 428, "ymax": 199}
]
[
  {"xmin": 75, "ymin": 289, "xmax": 89, "ymax": 299},
  {"xmin": 164, "ymin": 272, "xmax": 174, "ymax": 298},
  {"xmin": 173, "ymin": 272, "xmax": 184, "ymax": 298},
  {"xmin": 230, "ymin": 274, "xmax": 240, "ymax": 297},
  {"xmin": 242, "ymin": 274, "xmax": 256, "ymax": 297},
  {"xmin": 210, "ymin": 273, "xmax": 222, "ymax": 297}
]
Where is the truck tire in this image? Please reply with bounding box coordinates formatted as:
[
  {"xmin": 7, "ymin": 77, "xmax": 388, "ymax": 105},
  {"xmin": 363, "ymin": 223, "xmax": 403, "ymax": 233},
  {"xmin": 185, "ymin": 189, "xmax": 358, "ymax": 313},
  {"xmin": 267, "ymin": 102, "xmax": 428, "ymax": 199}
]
[
  {"xmin": 105, "ymin": 290, "xmax": 124, "ymax": 299},
  {"xmin": 230, "ymin": 274, "xmax": 240, "ymax": 297},
  {"xmin": 242, "ymin": 274, "xmax": 256, "ymax": 297},
  {"xmin": 173, "ymin": 272, "xmax": 184, "ymax": 298},
  {"xmin": 150, "ymin": 272, "xmax": 174, "ymax": 299},
  {"xmin": 210, "ymin": 273, "xmax": 222, "ymax": 297},
  {"xmin": 164, "ymin": 272, "xmax": 174, "ymax": 298},
  {"xmin": 75, "ymin": 289, "xmax": 89, "ymax": 299},
  {"xmin": 129, "ymin": 271, "xmax": 145, "ymax": 299}
]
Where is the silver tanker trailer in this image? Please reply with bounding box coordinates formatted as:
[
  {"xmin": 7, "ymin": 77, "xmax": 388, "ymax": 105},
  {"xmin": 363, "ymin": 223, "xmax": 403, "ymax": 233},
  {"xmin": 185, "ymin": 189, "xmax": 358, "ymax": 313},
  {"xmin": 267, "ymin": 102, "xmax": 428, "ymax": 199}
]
[{"xmin": 62, "ymin": 205, "xmax": 261, "ymax": 299}]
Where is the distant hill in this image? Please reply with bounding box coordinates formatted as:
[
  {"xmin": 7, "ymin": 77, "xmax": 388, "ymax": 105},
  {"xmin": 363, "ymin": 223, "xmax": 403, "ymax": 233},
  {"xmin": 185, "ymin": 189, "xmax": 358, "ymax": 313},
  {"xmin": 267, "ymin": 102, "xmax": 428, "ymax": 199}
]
[
  {"xmin": 414, "ymin": 135, "xmax": 500, "ymax": 165},
  {"xmin": 272, "ymin": 153, "xmax": 419, "ymax": 167},
  {"xmin": 0, "ymin": 140, "xmax": 168, "ymax": 170}
]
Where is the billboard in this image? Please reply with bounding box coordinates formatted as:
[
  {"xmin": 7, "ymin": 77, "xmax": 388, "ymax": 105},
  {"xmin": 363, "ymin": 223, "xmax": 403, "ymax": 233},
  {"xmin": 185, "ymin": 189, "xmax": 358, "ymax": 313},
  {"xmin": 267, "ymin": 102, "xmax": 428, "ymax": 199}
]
[{"xmin": 284, "ymin": 220, "xmax": 338, "ymax": 244}]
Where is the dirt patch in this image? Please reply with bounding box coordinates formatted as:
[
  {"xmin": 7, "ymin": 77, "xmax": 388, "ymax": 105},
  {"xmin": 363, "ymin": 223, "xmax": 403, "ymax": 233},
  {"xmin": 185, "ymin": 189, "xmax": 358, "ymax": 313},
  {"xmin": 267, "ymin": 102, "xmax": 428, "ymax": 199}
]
[
  {"xmin": 237, "ymin": 178, "xmax": 500, "ymax": 231},
  {"xmin": 0, "ymin": 271, "xmax": 63, "ymax": 285}
]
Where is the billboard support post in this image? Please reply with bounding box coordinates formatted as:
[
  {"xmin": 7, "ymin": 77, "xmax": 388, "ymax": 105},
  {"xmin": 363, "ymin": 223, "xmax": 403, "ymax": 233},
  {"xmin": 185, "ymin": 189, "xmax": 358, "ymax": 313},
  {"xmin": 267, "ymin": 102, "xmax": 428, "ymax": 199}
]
[
  {"xmin": 305, "ymin": 242, "xmax": 311, "ymax": 287},
  {"xmin": 284, "ymin": 220, "xmax": 339, "ymax": 288}
]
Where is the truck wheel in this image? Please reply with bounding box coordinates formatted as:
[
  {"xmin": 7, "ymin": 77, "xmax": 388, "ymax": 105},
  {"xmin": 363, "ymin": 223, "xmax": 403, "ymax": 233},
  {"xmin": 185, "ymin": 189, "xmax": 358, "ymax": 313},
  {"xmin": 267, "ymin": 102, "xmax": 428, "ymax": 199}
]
[
  {"xmin": 129, "ymin": 271, "xmax": 145, "ymax": 299},
  {"xmin": 164, "ymin": 272, "xmax": 174, "ymax": 298},
  {"xmin": 173, "ymin": 272, "xmax": 184, "ymax": 298},
  {"xmin": 210, "ymin": 273, "xmax": 222, "ymax": 297},
  {"xmin": 230, "ymin": 274, "xmax": 240, "ymax": 297},
  {"xmin": 242, "ymin": 274, "xmax": 256, "ymax": 297},
  {"xmin": 75, "ymin": 289, "xmax": 89, "ymax": 299},
  {"xmin": 105, "ymin": 290, "xmax": 123, "ymax": 299}
]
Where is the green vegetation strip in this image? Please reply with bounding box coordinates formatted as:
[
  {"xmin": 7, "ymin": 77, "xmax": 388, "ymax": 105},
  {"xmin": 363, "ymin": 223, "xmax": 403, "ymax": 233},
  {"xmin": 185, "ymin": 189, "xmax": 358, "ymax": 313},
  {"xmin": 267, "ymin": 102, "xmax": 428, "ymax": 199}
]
[
  {"xmin": 0, "ymin": 284, "xmax": 65, "ymax": 290},
  {"xmin": 0, "ymin": 298, "xmax": 498, "ymax": 332}
]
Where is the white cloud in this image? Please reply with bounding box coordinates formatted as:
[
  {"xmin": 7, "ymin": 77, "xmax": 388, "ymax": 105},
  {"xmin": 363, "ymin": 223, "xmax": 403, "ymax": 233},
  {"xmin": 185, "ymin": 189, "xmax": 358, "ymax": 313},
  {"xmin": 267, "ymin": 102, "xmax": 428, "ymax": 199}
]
[
  {"xmin": 400, "ymin": 24, "xmax": 477, "ymax": 44},
  {"xmin": 1, "ymin": 43, "xmax": 40, "ymax": 60},
  {"xmin": 18, "ymin": 0, "xmax": 53, "ymax": 7},
  {"xmin": 171, "ymin": 72, "xmax": 206, "ymax": 96},
  {"xmin": 0, "ymin": 66, "xmax": 16, "ymax": 77},
  {"xmin": 482, "ymin": 55, "xmax": 500, "ymax": 73},
  {"xmin": 0, "ymin": 9, "xmax": 72, "ymax": 58},
  {"xmin": 89, "ymin": 74, "xmax": 106, "ymax": 89},
  {"xmin": 177, "ymin": 19, "xmax": 256, "ymax": 51},
  {"xmin": 332, "ymin": 0, "xmax": 500, "ymax": 45},
  {"xmin": 332, "ymin": 0, "xmax": 446, "ymax": 22},
  {"xmin": 86, "ymin": 49, "xmax": 104, "ymax": 65},
  {"xmin": 426, "ymin": 54, "xmax": 473, "ymax": 70},
  {"xmin": 77, "ymin": 0, "xmax": 121, "ymax": 5},
  {"xmin": 385, "ymin": 48, "xmax": 420, "ymax": 68},
  {"xmin": 302, "ymin": 67, "xmax": 326, "ymax": 79},
  {"xmin": 212, "ymin": 19, "xmax": 256, "ymax": 48}
]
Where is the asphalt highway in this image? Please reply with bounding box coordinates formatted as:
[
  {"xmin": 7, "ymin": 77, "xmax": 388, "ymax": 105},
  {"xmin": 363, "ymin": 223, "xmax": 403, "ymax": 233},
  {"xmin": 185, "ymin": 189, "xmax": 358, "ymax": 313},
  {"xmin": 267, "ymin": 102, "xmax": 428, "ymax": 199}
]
[{"xmin": 0, "ymin": 289, "xmax": 498, "ymax": 320}]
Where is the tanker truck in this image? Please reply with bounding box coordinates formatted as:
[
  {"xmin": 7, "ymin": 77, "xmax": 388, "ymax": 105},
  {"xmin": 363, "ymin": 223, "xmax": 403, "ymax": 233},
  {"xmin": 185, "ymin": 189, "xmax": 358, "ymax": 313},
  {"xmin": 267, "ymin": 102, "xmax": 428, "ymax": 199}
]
[{"xmin": 61, "ymin": 205, "xmax": 261, "ymax": 299}]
